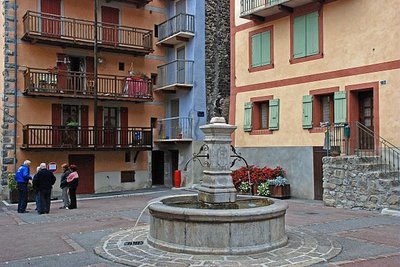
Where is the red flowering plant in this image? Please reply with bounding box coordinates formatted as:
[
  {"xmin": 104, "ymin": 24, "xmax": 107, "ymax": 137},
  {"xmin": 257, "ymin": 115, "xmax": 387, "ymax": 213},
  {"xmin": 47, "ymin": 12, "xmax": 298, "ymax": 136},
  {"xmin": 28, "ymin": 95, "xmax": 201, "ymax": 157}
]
[{"xmin": 231, "ymin": 165, "xmax": 287, "ymax": 192}]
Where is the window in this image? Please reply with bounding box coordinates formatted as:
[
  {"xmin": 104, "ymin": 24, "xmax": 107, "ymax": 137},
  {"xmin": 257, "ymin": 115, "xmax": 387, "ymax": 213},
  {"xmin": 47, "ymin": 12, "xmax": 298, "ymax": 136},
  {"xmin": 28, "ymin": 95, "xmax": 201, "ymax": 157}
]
[
  {"xmin": 291, "ymin": 9, "xmax": 322, "ymax": 63},
  {"xmin": 244, "ymin": 96, "xmax": 279, "ymax": 134},
  {"xmin": 249, "ymin": 26, "xmax": 273, "ymax": 71},
  {"xmin": 121, "ymin": 170, "xmax": 135, "ymax": 183},
  {"xmin": 303, "ymin": 88, "xmax": 344, "ymax": 131},
  {"xmin": 119, "ymin": 62, "xmax": 125, "ymax": 71}
]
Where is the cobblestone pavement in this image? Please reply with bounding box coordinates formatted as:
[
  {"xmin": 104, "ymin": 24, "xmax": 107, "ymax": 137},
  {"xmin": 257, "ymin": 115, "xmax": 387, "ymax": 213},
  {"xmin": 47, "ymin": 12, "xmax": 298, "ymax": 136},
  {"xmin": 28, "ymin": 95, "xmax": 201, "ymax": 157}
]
[
  {"xmin": 95, "ymin": 226, "xmax": 341, "ymax": 267},
  {"xmin": 0, "ymin": 188, "xmax": 399, "ymax": 267}
]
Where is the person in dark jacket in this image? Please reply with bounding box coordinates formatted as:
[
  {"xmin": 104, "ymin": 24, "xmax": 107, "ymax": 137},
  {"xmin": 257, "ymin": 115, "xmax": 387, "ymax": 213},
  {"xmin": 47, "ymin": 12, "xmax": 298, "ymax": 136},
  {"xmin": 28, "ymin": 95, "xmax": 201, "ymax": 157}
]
[
  {"xmin": 59, "ymin": 164, "xmax": 71, "ymax": 209},
  {"xmin": 33, "ymin": 163, "xmax": 56, "ymax": 214},
  {"xmin": 67, "ymin": 164, "xmax": 79, "ymax": 209},
  {"xmin": 15, "ymin": 160, "xmax": 32, "ymax": 213}
]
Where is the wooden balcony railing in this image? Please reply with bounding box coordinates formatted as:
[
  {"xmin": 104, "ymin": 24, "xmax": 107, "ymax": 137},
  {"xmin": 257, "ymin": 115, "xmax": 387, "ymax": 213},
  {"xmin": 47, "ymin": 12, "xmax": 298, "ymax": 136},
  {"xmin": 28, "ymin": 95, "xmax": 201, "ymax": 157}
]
[
  {"xmin": 109, "ymin": 0, "xmax": 152, "ymax": 7},
  {"xmin": 24, "ymin": 68, "xmax": 153, "ymax": 102},
  {"xmin": 156, "ymin": 60, "xmax": 194, "ymax": 91},
  {"xmin": 22, "ymin": 11, "xmax": 153, "ymax": 55},
  {"xmin": 22, "ymin": 124, "xmax": 153, "ymax": 150},
  {"xmin": 157, "ymin": 13, "xmax": 195, "ymax": 45}
]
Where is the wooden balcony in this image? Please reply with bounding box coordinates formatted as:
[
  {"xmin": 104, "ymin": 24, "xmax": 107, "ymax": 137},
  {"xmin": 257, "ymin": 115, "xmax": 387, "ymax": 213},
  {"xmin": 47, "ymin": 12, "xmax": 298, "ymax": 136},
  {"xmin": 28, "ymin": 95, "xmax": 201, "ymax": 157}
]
[
  {"xmin": 157, "ymin": 13, "xmax": 195, "ymax": 46},
  {"xmin": 240, "ymin": 0, "xmax": 317, "ymax": 21},
  {"xmin": 22, "ymin": 125, "xmax": 153, "ymax": 151},
  {"xmin": 22, "ymin": 11, "xmax": 153, "ymax": 56},
  {"xmin": 154, "ymin": 117, "xmax": 192, "ymax": 143},
  {"xmin": 155, "ymin": 60, "xmax": 194, "ymax": 92},
  {"xmin": 24, "ymin": 68, "xmax": 153, "ymax": 102}
]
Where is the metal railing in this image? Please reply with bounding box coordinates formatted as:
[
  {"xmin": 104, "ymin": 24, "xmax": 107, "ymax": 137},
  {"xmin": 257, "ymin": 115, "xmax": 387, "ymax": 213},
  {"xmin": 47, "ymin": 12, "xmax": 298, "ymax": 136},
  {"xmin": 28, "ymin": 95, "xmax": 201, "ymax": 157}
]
[
  {"xmin": 326, "ymin": 122, "xmax": 400, "ymax": 180},
  {"xmin": 158, "ymin": 13, "xmax": 195, "ymax": 41},
  {"xmin": 156, "ymin": 117, "xmax": 192, "ymax": 140},
  {"xmin": 240, "ymin": 0, "xmax": 289, "ymax": 16},
  {"xmin": 22, "ymin": 124, "xmax": 152, "ymax": 150},
  {"xmin": 24, "ymin": 68, "xmax": 152, "ymax": 100},
  {"xmin": 23, "ymin": 11, "xmax": 153, "ymax": 52},
  {"xmin": 157, "ymin": 60, "xmax": 194, "ymax": 88}
]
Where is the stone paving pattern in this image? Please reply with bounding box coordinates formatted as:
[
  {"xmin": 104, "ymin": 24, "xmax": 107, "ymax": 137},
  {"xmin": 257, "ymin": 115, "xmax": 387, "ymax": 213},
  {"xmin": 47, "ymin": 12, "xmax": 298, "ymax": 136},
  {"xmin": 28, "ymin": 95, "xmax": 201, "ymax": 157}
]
[{"xmin": 0, "ymin": 188, "xmax": 399, "ymax": 267}]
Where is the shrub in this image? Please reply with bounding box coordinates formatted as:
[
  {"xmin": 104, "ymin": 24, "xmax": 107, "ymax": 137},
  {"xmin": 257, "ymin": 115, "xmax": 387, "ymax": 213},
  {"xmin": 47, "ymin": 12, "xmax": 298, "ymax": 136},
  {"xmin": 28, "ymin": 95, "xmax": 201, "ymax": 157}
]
[
  {"xmin": 238, "ymin": 181, "xmax": 251, "ymax": 193},
  {"xmin": 269, "ymin": 176, "xmax": 289, "ymax": 186}
]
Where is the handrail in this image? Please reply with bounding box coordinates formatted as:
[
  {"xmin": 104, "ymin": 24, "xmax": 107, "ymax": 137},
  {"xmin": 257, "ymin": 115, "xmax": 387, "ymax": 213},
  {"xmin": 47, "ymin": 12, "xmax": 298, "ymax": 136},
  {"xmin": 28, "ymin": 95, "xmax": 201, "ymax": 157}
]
[
  {"xmin": 156, "ymin": 117, "xmax": 192, "ymax": 140},
  {"xmin": 326, "ymin": 122, "xmax": 399, "ymax": 180},
  {"xmin": 157, "ymin": 60, "xmax": 194, "ymax": 88},
  {"xmin": 240, "ymin": 0, "xmax": 289, "ymax": 15}
]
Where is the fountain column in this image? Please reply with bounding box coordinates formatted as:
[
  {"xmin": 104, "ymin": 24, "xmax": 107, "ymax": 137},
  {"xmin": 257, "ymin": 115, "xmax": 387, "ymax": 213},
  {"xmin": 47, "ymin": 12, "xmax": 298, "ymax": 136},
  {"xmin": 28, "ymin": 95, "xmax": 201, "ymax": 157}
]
[{"xmin": 197, "ymin": 117, "xmax": 237, "ymax": 205}]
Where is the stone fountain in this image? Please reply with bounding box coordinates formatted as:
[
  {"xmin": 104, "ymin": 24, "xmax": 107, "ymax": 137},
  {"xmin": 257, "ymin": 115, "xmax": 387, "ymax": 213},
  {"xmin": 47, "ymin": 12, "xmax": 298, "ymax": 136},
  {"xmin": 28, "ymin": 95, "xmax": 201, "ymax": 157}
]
[{"xmin": 147, "ymin": 117, "xmax": 288, "ymax": 255}]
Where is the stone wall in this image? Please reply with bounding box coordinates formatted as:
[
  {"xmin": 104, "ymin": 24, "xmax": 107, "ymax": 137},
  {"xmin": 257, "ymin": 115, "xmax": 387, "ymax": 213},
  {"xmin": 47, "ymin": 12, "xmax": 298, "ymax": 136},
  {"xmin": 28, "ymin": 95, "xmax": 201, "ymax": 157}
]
[
  {"xmin": 323, "ymin": 156, "xmax": 399, "ymax": 210},
  {"xmin": 205, "ymin": 0, "xmax": 231, "ymax": 122}
]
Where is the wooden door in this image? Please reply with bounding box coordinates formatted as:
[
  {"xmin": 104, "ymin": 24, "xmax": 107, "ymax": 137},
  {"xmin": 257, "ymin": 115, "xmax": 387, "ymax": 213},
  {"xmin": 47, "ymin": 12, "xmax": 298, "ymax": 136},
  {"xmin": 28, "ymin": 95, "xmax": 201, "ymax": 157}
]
[
  {"xmin": 69, "ymin": 154, "xmax": 95, "ymax": 194},
  {"xmin": 313, "ymin": 146, "xmax": 325, "ymax": 200},
  {"xmin": 120, "ymin": 107, "xmax": 128, "ymax": 146},
  {"xmin": 101, "ymin": 6, "xmax": 119, "ymax": 44},
  {"xmin": 103, "ymin": 107, "xmax": 119, "ymax": 147},
  {"xmin": 152, "ymin": 151, "xmax": 164, "ymax": 185},
  {"xmin": 41, "ymin": 0, "xmax": 61, "ymax": 36},
  {"xmin": 358, "ymin": 91, "xmax": 374, "ymax": 150},
  {"xmin": 52, "ymin": 104, "xmax": 62, "ymax": 147},
  {"xmin": 85, "ymin": 57, "xmax": 94, "ymax": 94},
  {"xmin": 56, "ymin": 54, "xmax": 68, "ymax": 90}
]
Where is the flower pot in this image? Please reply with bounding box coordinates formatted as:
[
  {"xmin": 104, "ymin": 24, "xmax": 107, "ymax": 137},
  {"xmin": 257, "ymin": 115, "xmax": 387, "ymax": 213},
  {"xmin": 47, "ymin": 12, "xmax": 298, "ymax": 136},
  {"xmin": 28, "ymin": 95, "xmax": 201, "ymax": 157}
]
[
  {"xmin": 268, "ymin": 184, "xmax": 291, "ymax": 199},
  {"xmin": 9, "ymin": 189, "xmax": 36, "ymax": 204}
]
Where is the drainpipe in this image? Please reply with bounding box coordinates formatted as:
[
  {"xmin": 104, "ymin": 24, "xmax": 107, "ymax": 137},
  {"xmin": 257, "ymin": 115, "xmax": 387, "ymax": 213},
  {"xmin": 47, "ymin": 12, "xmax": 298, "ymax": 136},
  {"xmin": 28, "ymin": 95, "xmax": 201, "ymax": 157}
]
[
  {"xmin": 94, "ymin": 0, "xmax": 98, "ymax": 148},
  {"xmin": 13, "ymin": 0, "xmax": 18, "ymax": 172}
]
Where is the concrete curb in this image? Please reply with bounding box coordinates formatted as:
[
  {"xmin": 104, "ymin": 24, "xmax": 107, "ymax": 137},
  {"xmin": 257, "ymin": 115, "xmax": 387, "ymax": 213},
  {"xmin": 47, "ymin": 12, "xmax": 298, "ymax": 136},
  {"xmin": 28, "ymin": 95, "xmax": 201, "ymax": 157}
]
[{"xmin": 381, "ymin": 208, "xmax": 400, "ymax": 217}]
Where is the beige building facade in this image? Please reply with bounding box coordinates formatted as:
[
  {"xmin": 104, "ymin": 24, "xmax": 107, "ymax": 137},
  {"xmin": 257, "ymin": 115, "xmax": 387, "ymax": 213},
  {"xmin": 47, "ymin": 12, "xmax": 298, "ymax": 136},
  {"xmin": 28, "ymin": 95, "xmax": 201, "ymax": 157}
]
[{"xmin": 231, "ymin": 0, "xmax": 400, "ymax": 199}]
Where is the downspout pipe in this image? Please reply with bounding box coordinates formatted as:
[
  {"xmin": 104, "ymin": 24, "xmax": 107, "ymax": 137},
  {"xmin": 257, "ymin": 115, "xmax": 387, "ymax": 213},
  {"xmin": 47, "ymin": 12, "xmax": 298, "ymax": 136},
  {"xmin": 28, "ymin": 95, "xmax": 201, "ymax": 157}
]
[{"xmin": 14, "ymin": 0, "xmax": 18, "ymax": 172}]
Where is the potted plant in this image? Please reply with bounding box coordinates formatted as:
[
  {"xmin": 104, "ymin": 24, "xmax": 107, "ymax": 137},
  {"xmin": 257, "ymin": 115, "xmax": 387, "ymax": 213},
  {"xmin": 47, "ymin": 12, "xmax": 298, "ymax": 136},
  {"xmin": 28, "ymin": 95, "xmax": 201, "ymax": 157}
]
[
  {"xmin": 257, "ymin": 181, "xmax": 270, "ymax": 197},
  {"xmin": 8, "ymin": 173, "xmax": 35, "ymax": 204},
  {"xmin": 238, "ymin": 181, "xmax": 251, "ymax": 194},
  {"xmin": 268, "ymin": 176, "xmax": 290, "ymax": 199}
]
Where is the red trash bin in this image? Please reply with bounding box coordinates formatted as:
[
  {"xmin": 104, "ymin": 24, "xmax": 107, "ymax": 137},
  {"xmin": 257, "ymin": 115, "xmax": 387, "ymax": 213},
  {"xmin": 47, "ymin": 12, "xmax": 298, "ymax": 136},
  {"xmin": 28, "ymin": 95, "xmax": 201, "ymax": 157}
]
[{"xmin": 174, "ymin": 170, "xmax": 181, "ymax": 188}]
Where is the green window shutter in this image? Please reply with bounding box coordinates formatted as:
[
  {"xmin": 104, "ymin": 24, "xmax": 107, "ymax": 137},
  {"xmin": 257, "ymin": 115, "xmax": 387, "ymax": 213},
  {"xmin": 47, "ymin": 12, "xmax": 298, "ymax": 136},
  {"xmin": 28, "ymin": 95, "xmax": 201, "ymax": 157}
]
[
  {"xmin": 251, "ymin": 34, "xmax": 261, "ymax": 67},
  {"xmin": 269, "ymin": 99, "xmax": 280, "ymax": 130},
  {"xmin": 302, "ymin": 95, "xmax": 313, "ymax": 129},
  {"xmin": 334, "ymin": 91, "xmax": 347, "ymax": 124},
  {"xmin": 293, "ymin": 15, "xmax": 306, "ymax": 58},
  {"xmin": 244, "ymin": 102, "xmax": 253, "ymax": 132},
  {"xmin": 260, "ymin": 31, "xmax": 271, "ymax": 66},
  {"xmin": 306, "ymin": 11, "xmax": 319, "ymax": 56}
]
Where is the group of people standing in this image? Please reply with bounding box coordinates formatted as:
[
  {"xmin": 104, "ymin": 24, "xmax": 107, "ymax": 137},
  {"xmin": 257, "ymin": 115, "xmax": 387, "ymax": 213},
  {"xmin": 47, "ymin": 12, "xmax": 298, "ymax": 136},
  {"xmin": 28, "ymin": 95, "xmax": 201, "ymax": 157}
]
[{"xmin": 15, "ymin": 160, "xmax": 79, "ymax": 214}]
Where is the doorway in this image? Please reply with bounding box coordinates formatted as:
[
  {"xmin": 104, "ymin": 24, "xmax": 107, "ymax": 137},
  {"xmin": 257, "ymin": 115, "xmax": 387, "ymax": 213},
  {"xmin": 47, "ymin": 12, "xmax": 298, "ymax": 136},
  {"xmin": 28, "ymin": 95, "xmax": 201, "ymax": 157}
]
[
  {"xmin": 358, "ymin": 91, "xmax": 374, "ymax": 150},
  {"xmin": 152, "ymin": 151, "xmax": 164, "ymax": 185},
  {"xmin": 313, "ymin": 146, "xmax": 326, "ymax": 200},
  {"xmin": 69, "ymin": 154, "xmax": 95, "ymax": 194},
  {"xmin": 171, "ymin": 99, "xmax": 180, "ymax": 138}
]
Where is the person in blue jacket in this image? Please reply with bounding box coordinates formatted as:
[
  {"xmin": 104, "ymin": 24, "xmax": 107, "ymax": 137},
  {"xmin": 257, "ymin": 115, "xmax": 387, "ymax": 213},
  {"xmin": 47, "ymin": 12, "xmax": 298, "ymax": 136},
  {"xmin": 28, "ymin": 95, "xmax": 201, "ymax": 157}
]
[{"xmin": 15, "ymin": 160, "xmax": 32, "ymax": 213}]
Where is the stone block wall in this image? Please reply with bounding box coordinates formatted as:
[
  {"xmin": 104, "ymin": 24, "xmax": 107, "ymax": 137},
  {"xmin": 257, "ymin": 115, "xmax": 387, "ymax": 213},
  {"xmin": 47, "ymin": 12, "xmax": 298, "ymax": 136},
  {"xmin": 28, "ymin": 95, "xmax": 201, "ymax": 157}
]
[
  {"xmin": 323, "ymin": 156, "xmax": 399, "ymax": 210},
  {"xmin": 205, "ymin": 0, "xmax": 231, "ymax": 122}
]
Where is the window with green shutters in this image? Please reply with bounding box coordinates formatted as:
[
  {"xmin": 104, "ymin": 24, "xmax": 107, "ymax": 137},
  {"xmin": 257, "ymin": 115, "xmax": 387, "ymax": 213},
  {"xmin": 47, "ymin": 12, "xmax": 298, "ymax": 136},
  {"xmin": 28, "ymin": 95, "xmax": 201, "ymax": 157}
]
[
  {"xmin": 251, "ymin": 29, "xmax": 271, "ymax": 68},
  {"xmin": 244, "ymin": 99, "xmax": 279, "ymax": 133},
  {"xmin": 293, "ymin": 11, "xmax": 320, "ymax": 59}
]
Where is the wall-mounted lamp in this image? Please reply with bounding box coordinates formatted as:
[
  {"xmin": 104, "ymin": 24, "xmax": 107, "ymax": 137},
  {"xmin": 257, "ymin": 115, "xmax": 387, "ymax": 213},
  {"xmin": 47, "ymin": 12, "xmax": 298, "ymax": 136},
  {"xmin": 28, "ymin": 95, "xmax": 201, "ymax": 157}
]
[{"xmin": 98, "ymin": 57, "xmax": 104, "ymax": 64}]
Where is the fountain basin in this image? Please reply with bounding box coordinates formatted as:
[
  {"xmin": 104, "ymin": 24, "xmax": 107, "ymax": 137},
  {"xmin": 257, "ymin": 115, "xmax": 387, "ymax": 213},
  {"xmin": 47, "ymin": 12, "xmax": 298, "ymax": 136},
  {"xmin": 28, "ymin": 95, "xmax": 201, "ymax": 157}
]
[{"xmin": 147, "ymin": 194, "xmax": 288, "ymax": 255}]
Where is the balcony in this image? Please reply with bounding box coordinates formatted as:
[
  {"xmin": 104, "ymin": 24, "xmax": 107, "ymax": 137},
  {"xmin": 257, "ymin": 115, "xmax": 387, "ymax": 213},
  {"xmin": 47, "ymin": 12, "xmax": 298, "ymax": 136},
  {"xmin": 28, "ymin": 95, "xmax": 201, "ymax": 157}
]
[
  {"xmin": 108, "ymin": 0, "xmax": 152, "ymax": 8},
  {"xmin": 24, "ymin": 68, "xmax": 153, "ymax": 102},
  {"xmin": 156, "ymin": 60, "xmax": 194, "ymax": 92},
  {"xmin": 155, "ymin": 117, "xmax": 192, "ymax": 142},
  {"xmin": 22, "ymin": 11, "xmax": 153, "ymax": 55},
  {"xmin": 22, "ymin": 125, "xmax": 152, "ymax": 151},
  {"xmin": 240, "ymin": 0, "xmax": 316, "ymax": 21},
  {"xmin": 157, "ymin": 13, "xmax": 195, "ymax": 46}
]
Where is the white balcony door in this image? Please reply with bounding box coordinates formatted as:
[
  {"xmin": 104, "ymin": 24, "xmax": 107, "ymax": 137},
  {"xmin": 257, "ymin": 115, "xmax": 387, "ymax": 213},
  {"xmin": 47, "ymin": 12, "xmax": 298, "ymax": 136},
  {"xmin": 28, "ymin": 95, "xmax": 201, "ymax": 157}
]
[
  {"xmin": 176, "ymin": 0, "xmax": 186, "ymax": 15},
  {"xmin": 171, "ymin": 99, "xmax": 180, "ymax": 138},
  {"xmin": 176, "ymin": 46, "xmax": 185, "ymax": 84}
]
